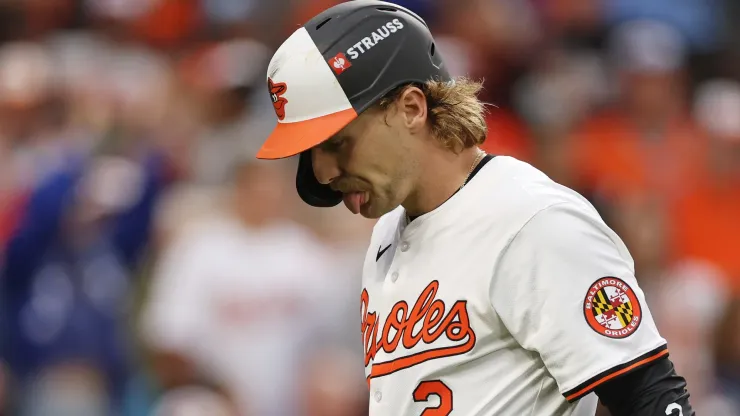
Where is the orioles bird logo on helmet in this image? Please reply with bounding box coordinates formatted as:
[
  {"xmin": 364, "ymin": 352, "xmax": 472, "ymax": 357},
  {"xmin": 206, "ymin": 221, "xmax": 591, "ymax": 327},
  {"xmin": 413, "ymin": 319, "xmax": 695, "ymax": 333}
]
[{"xmin": 268, "ymin": 78, "xmax": 288, "ymax": 120}]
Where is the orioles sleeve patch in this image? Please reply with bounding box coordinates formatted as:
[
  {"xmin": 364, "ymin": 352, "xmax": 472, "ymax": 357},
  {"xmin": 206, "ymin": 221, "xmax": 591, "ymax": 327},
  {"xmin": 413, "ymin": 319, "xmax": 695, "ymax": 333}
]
[{"xmin": 583, "ymin": 277, "xmax": 642, "ymax": 339}]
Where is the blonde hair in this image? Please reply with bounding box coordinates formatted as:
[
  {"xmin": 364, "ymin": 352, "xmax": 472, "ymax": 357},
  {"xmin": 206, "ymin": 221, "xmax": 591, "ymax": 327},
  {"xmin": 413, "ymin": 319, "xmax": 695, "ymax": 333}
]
[{"xmin": 376, "ymin": 77, "xmax": 489, "ymax": 153}]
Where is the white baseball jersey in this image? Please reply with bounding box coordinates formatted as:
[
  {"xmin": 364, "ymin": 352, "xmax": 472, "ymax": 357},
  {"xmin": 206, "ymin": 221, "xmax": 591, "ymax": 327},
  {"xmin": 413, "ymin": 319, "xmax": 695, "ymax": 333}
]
[{"xmin": 361, "ymin": 156, "xmax": 668, "ymax": 416}]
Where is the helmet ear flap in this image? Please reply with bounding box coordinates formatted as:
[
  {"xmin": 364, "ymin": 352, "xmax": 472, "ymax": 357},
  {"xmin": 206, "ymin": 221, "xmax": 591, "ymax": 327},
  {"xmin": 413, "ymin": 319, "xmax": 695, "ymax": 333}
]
[{"xmin": 296, "ymin": 151, "xmax": 343, "ymax": 207}]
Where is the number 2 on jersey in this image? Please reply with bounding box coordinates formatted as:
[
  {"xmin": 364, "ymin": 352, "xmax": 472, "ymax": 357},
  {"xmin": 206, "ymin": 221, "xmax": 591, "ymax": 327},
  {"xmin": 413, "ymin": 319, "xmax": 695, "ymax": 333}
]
[{"xmin": 413, "ymin": 380, "xmax": 453, "ymax": 416}]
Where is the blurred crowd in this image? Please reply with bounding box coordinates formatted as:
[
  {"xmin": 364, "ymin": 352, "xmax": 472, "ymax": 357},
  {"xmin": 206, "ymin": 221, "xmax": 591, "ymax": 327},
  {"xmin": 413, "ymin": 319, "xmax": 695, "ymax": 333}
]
[{"xmin": 0, "ymin": 0, "xmax": 738, "ymax": 415}]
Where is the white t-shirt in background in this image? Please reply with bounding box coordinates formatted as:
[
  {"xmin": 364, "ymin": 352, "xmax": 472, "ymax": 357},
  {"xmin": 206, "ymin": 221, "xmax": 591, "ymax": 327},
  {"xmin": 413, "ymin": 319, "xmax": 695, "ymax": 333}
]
[{"xmin": 141, "ymin": 215, "xmax": 352, "ymax": 416}]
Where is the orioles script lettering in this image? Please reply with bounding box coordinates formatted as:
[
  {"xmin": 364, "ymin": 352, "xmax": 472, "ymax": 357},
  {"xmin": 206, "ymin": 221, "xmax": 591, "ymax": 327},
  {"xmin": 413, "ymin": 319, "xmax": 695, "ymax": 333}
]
[{"xmin": 361, "ymin": 280, "xmax": 476, "ymax": 381}]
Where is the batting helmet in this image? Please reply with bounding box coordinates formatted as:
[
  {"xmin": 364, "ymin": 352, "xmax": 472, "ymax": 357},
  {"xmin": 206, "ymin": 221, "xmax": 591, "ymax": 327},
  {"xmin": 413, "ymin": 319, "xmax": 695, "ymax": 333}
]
[{"xmin": 255, "ymin": 0, "xmax": 451, "ymax": 207}]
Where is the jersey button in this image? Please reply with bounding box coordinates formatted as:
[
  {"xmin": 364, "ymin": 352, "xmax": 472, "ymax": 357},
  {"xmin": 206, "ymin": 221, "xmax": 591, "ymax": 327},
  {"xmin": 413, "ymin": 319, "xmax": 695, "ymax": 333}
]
[
  {"xmin": 391, "ymin": 272, "xmax": 399, "ymax": 282},
  {"xmin": 400, "ymin": 242, "xmax": 409, "ymax": 252},
  {"xmin": 374, "ymin": 390, "xmax": 382, "ymax": 402}
]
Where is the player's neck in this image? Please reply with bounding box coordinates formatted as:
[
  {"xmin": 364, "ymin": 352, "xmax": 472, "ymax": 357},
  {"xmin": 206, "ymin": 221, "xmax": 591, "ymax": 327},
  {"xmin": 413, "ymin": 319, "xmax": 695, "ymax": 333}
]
[{"xmin": 402, "ymin": 146, "xmax": 483, "ymax": 218}]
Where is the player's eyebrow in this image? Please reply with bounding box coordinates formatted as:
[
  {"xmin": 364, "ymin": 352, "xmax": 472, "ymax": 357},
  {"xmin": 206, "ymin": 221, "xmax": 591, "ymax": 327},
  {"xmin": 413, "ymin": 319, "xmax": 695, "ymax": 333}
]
[{"xmin": 318, "ymin": 132, "xmax": 349, "ymax": 151}]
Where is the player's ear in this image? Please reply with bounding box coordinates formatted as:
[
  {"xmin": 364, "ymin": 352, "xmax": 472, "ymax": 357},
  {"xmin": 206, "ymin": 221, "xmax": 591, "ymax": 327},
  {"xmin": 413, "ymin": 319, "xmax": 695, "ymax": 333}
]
[{"xmin": 397, "ymin": 86, "xmax": 428, "ymax": 134}]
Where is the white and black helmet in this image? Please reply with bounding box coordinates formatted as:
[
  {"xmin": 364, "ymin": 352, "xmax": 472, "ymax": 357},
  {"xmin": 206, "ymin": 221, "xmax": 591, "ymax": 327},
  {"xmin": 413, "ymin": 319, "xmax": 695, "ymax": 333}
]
[{"xmin": 256, "ymin": 0, "xmax": 451, "ymax": 207}]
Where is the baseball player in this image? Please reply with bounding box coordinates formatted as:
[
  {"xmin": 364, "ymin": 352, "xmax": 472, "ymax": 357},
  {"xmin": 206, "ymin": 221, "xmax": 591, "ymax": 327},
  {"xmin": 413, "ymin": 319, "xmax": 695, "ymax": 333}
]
[{"xmin": 255, "ymin": 1, "xmax": 695, "ymax": 415}]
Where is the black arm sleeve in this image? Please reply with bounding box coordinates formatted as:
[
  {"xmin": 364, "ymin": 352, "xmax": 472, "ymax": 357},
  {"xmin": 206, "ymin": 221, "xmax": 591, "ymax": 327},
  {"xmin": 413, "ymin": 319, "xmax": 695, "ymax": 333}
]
[{"xmin": 594, "ymin": 356, "xmax": 694, "ymax": 416}]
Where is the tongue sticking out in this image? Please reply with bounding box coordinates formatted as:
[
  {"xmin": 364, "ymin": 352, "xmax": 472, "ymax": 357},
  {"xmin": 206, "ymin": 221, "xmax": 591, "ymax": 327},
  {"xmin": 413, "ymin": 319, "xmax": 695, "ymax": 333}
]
[{"xmin": 343, "ymin": 192, "xmax": 366, "ymax": 214}]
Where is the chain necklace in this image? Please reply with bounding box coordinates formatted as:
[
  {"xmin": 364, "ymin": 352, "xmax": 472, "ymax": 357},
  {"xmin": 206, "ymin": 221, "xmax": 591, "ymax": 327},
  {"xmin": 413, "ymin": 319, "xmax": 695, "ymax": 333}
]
[
  {"xmin": 405, "ymin": 149, "xmax": 486, "ymax": 224},
  {"xmin": 460, "ymin": 149, "xmax": 486, "ymax": 191}
]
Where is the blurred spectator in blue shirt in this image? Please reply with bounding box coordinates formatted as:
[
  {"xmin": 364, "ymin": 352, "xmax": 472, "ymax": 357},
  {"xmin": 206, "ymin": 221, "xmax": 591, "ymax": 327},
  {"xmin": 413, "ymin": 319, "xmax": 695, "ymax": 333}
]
[
  {"xmin": 1, "ymin": 142, "xmax": 166, "ymax": 415},
  {"xmin": 602, "ymin": 0, "xmax": 724, "ymax": 52}
]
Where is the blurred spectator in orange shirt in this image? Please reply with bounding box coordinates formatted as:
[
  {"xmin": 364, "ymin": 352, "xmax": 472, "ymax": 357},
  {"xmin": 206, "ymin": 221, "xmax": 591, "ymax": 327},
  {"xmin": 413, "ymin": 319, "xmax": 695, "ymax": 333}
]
[
  {"xmin": 86, "ymin": 0, "xmax": 202, "ymax": 49},
  {"xmin": 668, "ymin": 79, "xmax": 740, "ymax": 292},
  {"xmin": 480, "ymin": 109, "xmax": 534, "ymax": 164},
  {"xmin": 512, "ymin": 45, "xmax": 610, "ymax": 188},
  {"xmin": 430, "ymin": 0, "xmax": 539, "ymax": 164},
  {"xmin": 572, "ymin": 19, "xmax": 708, "ymax": 206}
]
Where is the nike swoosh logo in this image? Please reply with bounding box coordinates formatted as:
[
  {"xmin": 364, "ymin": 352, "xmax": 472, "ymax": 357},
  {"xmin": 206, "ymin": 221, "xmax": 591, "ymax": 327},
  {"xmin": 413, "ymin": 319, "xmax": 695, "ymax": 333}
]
[{"xmin": 376, "ymin": 244, "xmax": 392, "ymax": 261}]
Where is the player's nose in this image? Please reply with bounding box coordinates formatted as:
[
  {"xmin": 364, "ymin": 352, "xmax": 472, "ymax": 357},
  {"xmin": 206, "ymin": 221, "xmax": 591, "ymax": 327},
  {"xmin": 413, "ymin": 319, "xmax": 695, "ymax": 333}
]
[{"xmin": 311, "ymin": 147, "xmax": 341, "ymax": 186}]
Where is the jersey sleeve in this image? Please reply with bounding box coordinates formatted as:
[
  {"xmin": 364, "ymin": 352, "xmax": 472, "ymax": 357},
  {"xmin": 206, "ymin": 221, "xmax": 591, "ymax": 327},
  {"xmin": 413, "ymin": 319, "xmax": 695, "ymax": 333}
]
[{"xmin": 490, "ymin": 201, "xmax": 668, "ymax": 402}]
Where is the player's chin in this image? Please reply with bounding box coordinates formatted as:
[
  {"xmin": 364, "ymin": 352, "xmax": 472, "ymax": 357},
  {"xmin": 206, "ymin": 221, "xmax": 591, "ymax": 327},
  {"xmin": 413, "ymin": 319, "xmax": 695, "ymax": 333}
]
[{"xmin": 359, "ymin": 198, "xmax": 393, "ymax": 219}]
